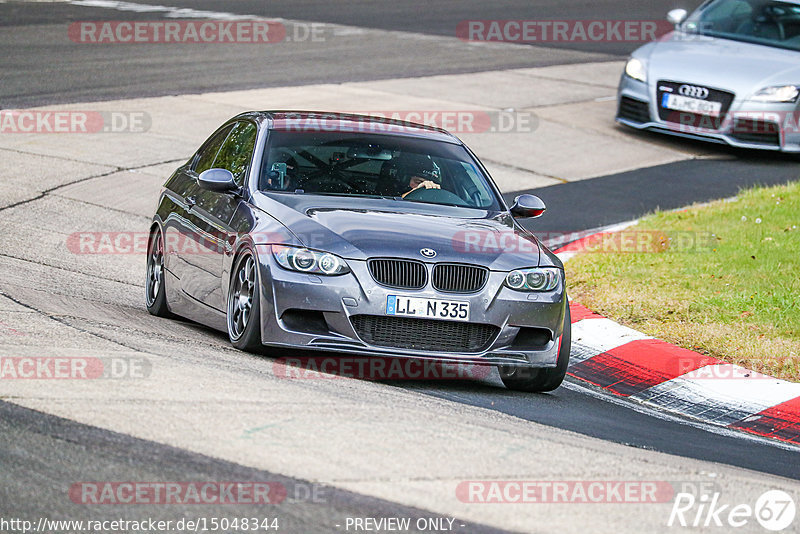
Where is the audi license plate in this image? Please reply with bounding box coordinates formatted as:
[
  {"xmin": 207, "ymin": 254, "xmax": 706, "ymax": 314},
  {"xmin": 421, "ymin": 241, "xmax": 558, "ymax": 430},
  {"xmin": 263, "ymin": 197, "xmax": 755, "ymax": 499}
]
[
  {"xmin": 661, "ymin": 93, "xmax": 722, "ymax": 117},
  {"xmin": 386, "ymin": 295, "xmax": 470, "ymax": 322}
]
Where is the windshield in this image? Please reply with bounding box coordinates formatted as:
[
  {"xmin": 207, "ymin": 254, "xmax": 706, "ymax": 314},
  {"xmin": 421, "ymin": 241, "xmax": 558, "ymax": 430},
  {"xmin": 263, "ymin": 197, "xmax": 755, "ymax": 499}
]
[
  {"xmin": 684, "ymin": 0, "xmax": 800, "ymax": 50},
  {"xmin": 260, "ymin": 131, "xmax": 501, "ymax": 210}
]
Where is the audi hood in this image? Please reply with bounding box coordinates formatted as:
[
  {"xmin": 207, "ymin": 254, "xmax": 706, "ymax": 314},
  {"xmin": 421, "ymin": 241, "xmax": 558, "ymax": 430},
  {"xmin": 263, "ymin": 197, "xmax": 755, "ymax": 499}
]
[{"xmin": 635, "ymin": 33, "xmax": 800, "ymax": 96}]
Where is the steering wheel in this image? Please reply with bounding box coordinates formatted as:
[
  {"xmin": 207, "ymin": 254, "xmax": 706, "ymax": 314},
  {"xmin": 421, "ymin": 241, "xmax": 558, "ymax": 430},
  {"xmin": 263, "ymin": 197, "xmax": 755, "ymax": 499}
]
[{"xmin": 403, "ymin": 186, "xmax": 468, "ymax": 206}]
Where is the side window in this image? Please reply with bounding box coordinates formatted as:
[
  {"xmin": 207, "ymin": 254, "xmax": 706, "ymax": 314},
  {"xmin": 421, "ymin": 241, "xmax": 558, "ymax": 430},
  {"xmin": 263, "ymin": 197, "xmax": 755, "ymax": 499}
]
[
  {"xmin": 457, "ymin": 161, "xmax": 493, "ymax": 208},
  {"xmin": 212, "ymin": 121, "xmax": 258, "ymax": 186},
  {"xmin": 194, "ymin": 125, "xmax": 233, "ymax": 175}
]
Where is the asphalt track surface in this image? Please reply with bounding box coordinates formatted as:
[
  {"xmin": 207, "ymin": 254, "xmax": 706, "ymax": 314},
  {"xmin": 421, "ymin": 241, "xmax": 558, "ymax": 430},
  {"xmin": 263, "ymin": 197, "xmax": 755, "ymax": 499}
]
[
  {"xmin": 515, "ymin": 152, "xmax": 800, "ymax": 235},
  {"xmin": 0, "ymin": 402, "xmax": 512, "ymax": 533},
  {"xmin": 0, "ymin": 0, "xmax": 707, "ymax": 107},
  {"xmin": 0, "ymin": 0, "xmax": 617, "ymax": 107},
  {"xmin": 119, "ymin": 0, "xmax": 706, "ymax": 55},
  {"xmin": 1, "ymin": 0, "xmax": 800, "ymax": 532}
]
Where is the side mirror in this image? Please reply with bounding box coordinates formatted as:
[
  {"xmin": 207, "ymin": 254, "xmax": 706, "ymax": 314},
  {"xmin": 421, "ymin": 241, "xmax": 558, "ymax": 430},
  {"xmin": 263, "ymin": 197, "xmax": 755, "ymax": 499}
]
[
  {"xmin": 667, "ymin": 8, "xmax": 688, "ymax": 27},
  {"xmin": 197, "ymin": 168, "xmax": 238, "ymax": 193},
  {"xmin": 510, "ymin": 194, "xmax": 546, "ymax": 218}
]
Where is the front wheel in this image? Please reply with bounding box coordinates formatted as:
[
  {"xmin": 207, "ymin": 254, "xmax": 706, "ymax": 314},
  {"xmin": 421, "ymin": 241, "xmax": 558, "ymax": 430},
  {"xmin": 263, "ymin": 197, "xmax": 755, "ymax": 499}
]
[
  {"xmin": 227, "ymin": 249, "xmax": 263, "ymax": 352},
  {"xmin": 499, "ymin": 302, "xmax": 571, "ymax": 392},
  {"xmin": 145, "ymin": 227, "xmax": 172, "ymax": 317}
]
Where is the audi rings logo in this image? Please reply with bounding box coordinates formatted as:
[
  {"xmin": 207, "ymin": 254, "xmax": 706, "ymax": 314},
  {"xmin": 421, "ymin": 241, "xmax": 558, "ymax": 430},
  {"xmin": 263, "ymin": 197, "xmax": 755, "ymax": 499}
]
[{"xmin": 678, "ymin": 84, "xmax": 709, "ymax": 99}]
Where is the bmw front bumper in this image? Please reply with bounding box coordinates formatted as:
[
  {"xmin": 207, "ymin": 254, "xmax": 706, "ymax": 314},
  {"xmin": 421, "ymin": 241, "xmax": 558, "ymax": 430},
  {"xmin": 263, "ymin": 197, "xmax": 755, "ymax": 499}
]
[{"xmin": 254, "ymin": 246, "xmax": 567, "ymax": 368}]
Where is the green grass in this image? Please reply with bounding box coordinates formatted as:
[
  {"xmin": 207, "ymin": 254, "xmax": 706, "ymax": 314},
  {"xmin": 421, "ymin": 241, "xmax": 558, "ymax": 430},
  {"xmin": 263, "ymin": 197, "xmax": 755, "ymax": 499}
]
[{"xmin": 566, "ymin": 181, "xmax": 800, "ymax": 381}]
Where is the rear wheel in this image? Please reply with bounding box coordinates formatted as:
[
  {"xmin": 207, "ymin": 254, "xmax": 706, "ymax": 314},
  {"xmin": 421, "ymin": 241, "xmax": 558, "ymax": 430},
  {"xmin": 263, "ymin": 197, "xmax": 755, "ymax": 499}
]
[
  {"xmin": 227, "ymin": 249, "xmax": 263, "ymax": 352},
  {"xmin": 145, "ymin": 227, "xmax": 171, "ymax": 317},
  {"xmin": 499, "ymin": 303, "xmax": 571, "ymax": 392}
]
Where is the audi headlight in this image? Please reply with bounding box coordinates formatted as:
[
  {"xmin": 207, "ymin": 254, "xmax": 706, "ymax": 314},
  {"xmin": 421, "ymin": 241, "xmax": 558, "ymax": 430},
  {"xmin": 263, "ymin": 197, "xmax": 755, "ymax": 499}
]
[
  {"xmin": 750, "ymin": 85, "xmax": 799, "ymax": 103},
  {"xmin": 505, "ymin": 268, "xmax": 562, "ymax": 292},
  {"xmin": 271, "ymin": 245, "xmax": 350, "ymax": 275},
  {"xmin": 624, "ymin": 58, "xmax": 647, "ymax": 83}
]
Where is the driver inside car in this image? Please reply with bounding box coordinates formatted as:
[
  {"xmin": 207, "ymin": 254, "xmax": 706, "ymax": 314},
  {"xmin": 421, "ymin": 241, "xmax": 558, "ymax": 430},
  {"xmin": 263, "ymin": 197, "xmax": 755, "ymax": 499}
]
[{"xmin": 398, "ymin": 155, "xmax": 441, "ymax": 198}]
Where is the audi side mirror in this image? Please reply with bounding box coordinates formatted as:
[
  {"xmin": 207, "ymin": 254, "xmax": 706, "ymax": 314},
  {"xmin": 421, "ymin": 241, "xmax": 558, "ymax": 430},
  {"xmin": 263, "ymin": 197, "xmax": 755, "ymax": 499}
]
[
  {"xmin": 667, "ymin": 8, "xmax": 688, "ymax": 27},
  {"xmin": 197, "ymin": 168, "xmax": 238, "ymax": 193},
  {"xmin": 510, "ymin": 194, "xmax": 546, "ymax": 218}
]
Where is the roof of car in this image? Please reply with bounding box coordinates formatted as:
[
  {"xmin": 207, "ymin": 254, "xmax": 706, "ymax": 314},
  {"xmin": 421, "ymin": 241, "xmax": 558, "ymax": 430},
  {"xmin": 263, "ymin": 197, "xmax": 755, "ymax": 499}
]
[{"xmin": 250, "ymin": 110, "xmax": 463, "ymax": 144}]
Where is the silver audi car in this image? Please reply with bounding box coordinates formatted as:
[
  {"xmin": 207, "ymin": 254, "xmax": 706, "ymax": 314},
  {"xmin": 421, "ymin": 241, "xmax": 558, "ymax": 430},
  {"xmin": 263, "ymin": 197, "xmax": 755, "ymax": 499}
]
[
  {"xmin": 146, "ymin": 112, "xmax": 570, "ymax": 392},
  {"xmin": 617, "ymin": 0, "xmax": 800, "ymax": 151}
]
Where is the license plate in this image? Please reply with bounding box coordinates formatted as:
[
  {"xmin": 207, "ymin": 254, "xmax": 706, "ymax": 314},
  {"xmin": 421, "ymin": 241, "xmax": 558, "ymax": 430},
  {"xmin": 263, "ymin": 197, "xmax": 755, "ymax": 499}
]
[
  {"xmin": 661, "ymin": 93, "xmax": 722, "ymax": 117},
  {"xmin": 386, "ymin": 295, "xmax": 470, "ymax": 321}
]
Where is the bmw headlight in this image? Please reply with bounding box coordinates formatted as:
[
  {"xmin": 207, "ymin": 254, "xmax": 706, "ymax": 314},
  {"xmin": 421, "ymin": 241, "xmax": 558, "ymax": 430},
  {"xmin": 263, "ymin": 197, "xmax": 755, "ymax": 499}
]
[
  {"xmin": 624, "ymin": 58, "xmax": 647, "ymax": 83},
  {"xmin": 271, "ymin": 245, "xmax": 350, "ymax": 275},
  {"xmin": 750, "ymin": 85, "xmax": 799, "ymax": 103},
  {"xmin": 505, "ymin": 268, "xmax": 562, "ymax": 292}
]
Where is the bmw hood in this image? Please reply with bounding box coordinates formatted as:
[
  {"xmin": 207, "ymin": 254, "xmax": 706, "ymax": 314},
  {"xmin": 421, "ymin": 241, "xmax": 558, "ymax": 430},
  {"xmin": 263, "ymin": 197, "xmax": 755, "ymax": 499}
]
[
  {"xmin": 642, "ymin": 34, "xmax": 800, "ymax": 96},
  {"xmin": 251, "ymin": 192, "xmax": 543, "ymax": 270}
]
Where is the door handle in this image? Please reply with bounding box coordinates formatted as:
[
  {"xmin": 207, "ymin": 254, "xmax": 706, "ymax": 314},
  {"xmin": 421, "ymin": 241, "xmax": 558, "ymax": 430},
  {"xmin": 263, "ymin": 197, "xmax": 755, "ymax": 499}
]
[{"xmin": 185, "ymin": 195, "xmax": 197, "ymax": 209}]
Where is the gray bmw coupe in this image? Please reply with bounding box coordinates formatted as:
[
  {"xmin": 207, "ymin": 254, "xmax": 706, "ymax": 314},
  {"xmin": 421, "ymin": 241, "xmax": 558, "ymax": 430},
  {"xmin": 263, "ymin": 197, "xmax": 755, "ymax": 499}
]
[
  {"xmin": 617, "ymin": 0, "xmax": 800, "ymax": 151},
  {"xmin": 146, "ymin": 112, "xmax": 570, "ymax": 392}
]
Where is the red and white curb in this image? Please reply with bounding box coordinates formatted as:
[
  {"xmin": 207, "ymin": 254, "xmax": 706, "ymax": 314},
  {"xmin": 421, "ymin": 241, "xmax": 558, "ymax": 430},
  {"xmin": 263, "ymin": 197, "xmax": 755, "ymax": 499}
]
[
  {"xmin": 553, "ymin": 230, "xmax": 800, "ymax": 446},
  {"xmin": 565, "ymin": 303, "xmax": 800, "ymax": 445}
]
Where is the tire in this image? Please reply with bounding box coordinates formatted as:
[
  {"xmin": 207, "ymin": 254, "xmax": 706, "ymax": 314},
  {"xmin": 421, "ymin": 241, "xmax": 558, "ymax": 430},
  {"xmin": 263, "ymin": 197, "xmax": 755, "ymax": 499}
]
[
  {"xmin": 499, "ymin": 302, "xmax": 571, "ymax": 392},
  {"xmin": 227, "ymin": 249, "xmax": 263, "ymax": 352},
  {"xmin": 145, "ymin": 227, "xmax": 172, "ymax": 317}
]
